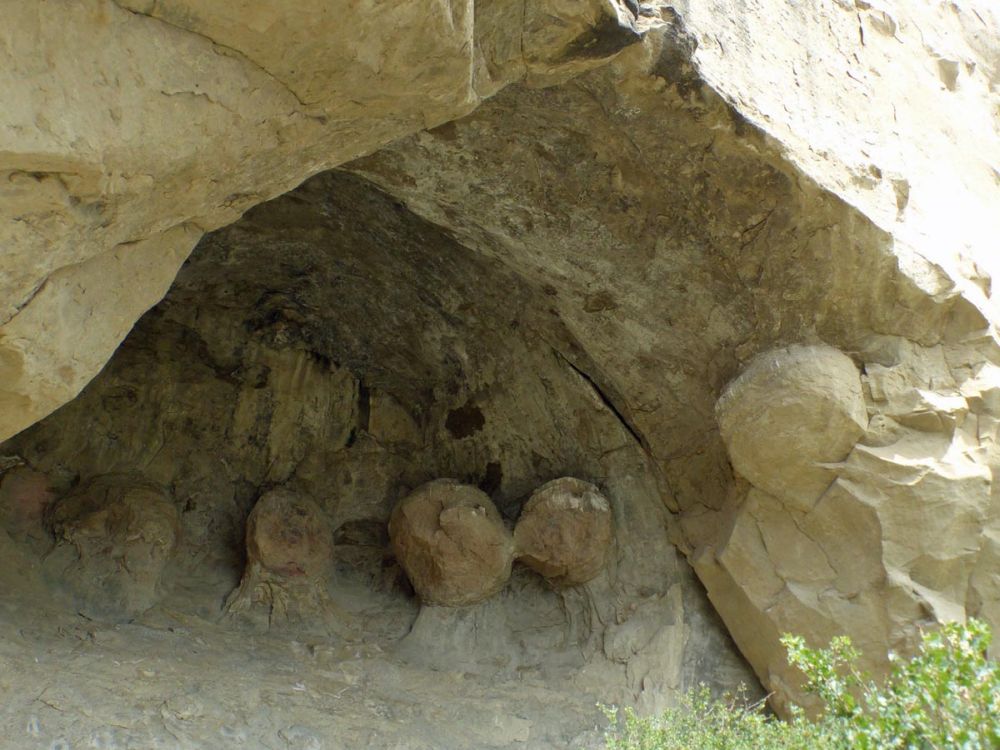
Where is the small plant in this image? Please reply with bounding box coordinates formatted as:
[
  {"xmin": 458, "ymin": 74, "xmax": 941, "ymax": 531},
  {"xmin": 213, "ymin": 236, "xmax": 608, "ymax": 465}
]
[
  {"xmin": 784, "ymin": 619, "xmax": 1000, "ymax": 749},
  {"xmin": 604, "ymin": 619, "xmax": 1000, "ymax": 750},
  {"xmin": 602, "ymin": 686, "xmax": 824, "ymax": 750}
]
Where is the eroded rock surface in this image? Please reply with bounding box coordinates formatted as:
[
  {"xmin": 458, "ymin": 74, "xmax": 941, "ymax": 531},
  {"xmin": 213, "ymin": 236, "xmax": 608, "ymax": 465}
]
[
  {"xmin": 698, "ymin": 341, "xmax": 1000, "ymax": 713},
  {"xmin": 0, "ymin": 0, "xmax": 998, "ymax": 737},
  {"xmin": 514, "ymin": 477, "xmax": 613, "ymax": 588},
  {"xmin": 0, "ymin": 0, "xmax": 659, "ymax": 443},
  {"xmin": 0, "ymin": 172, "xmax": 759, "ymax": 745},
  {"xmin": 389, "ymin": 479, "xmax": 514, "ymax": 607},
  {"xmin": 44, "ymin": 474, "xmax": 180, "ymax": 622}
]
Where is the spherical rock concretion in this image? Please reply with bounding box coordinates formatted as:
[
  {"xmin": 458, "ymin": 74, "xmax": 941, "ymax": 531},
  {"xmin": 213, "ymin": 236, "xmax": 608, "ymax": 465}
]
[
  {"xmin": 225, "ymin": 488, "xmax": 338, "ymax": 627},
  {"xmin": 46, "ymin": 474, "xmax": 180, "ymax": 621},
  {"xmin": 716, "ymin": 344, "xmax": 868, "ymax": 510},
  {"xmin": 388, "ymin": 479, "xmax": 514, "ymax": 607},
  {"xmin": 513, "ymin": 477, "xmax": 613, "ymax": 588},
  {"xmin": 245, "ymin": 488, "xmax": 333, "ymax": 579}
]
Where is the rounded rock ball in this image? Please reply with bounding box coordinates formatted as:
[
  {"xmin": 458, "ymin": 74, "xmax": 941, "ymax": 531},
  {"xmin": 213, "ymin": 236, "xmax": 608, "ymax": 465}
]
[
  {"xmin": 715, "ymin": 343, "xmax": 868, "ymax": 510},
  {"xmin": 513, "ymin": 477, "xmax": 613, "ymax": 588},
  {"xmin": 246, "ymin": 489, "xmax": 333, "ymax": 579},
  {"xmin": 46, "ymin": 474, "xmax": 181, "ymax": 621},
  {"xmin": 388, "ymin": 479, "xmax": 514, "ymax": 607}
]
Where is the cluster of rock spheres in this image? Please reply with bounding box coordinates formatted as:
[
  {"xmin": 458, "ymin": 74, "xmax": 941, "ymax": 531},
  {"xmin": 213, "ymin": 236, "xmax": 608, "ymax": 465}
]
[
  {"xmin": 389, "ymin": 477, "xmax": 613, "ymax": 606},
  {"xmin": 29, "ymin": 474, "xmax": 614, "ymax": 626},
  {"xmin": 2, "ymin": 0, "xmax": 1000, "ymax": 720}
]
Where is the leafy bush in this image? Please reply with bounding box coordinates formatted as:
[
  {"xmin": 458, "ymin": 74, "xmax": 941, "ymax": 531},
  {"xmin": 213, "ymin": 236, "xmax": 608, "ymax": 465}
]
[
  {"xmin": 603, "ymin": 686, "xmax": 824, "ymax": 750},
  {"xmin": 604, "ymin": 619, "xmax": 1000, "ymax": 750}
]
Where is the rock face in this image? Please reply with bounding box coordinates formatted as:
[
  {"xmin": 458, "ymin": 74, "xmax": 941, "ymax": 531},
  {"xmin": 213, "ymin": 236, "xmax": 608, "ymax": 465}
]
[
  {"xmin": 698, "ymin": 340, "xmax": 1000, "ymax": 713},
  {"xmin": 389, "ymin": 480, "xmax": 514, "ymax": 607},
  {"xmin": 225, "ymin": 489, "xmax": 338, "ymax": 627},
  {"xmin": 0, "ymin": 0, "xmax": 998, "ymax": 738},
  {"xmin": 0, "ymin": 0, "xmax": 658, "ymax": 443},
  {"xmin": 514, "ymin": 477, "xmax": 614, "ymax": 587},
  {"xmin": 45, "ymin": 475, "xmax": 180, "ymax": 622},
  {"xmin": 0, "ymin": 172, "xmax": 758, "ymax": 746},
  {"xmin": 716, "ymin": 344, "xmax": 869, "ymax": 510}
]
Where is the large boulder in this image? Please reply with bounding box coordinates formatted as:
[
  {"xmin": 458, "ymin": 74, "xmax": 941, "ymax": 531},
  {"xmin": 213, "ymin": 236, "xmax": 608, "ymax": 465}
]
[
  {"xmin": 716, "ymin": 344, "xmax": 868, "ymax": 510},
  {"xmin": 700, "ymin": 342, "xmax": 1000, "ymax": 714},
  {"xmin": 514, "ymin": 477, "xmax": 613, "ymax": 588},
  {"xmin": 389, "ymin": 479, "xmax": 514, "ymax": 607}
]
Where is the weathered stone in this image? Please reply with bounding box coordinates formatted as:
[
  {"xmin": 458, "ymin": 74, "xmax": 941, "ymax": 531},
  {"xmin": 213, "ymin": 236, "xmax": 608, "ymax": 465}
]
[
  {"xmin": 0, "ymin": 465, "xmax": 55, "ymax": 544},
  {"xmin": 45, "ymin": 474, "xmax": 180, "ymax": 622},
  {"xmin": 225, "ymin": 489, "xmax": 337, "ymax": 627},
  {"xmin": 0, "ymin": 0, "xmax": 997, "ymax": 732},
  {"xmin": 702, "ymin": 341, "xmax": 1000, "ymax": 713},
  {"xmin": 716, "ymin": 344, "xmax": 868, "ymax": 511},
  {"xmin": 0, "ymin": 0, "xmax": 656, "ymax": 445},
  {"xmin": 514, "ymin": 477, "xmax": 613, "ymax": 587},
  {"xmin": 389, "ymin": 479, "xmax": 514, "ymax": 607}
]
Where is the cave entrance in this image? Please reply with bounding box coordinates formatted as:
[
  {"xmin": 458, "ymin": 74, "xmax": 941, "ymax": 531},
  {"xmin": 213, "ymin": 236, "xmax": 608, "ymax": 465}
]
[{"xmin": 0, "ymin": 170, "xmax": 754, "ymax": 748}]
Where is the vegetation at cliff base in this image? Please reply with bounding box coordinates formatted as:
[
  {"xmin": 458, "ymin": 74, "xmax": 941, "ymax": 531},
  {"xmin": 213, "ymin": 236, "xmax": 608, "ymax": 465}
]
[{"xmin": 604, "ymin": 619, "xmax": 1000, "ymax": 750}]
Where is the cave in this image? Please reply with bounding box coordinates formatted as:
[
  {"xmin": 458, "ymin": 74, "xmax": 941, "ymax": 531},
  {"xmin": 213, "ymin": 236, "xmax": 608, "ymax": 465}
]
[
  {"xmin": 0, "ymin": 168, "xmax": 761, "ymax": 748},
  {"xmin": 2, "ymin": 2, "xmax": 999, "ymax": 749}
]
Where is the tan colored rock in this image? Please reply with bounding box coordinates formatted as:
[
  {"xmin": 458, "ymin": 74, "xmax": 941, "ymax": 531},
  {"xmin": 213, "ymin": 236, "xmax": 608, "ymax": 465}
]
[
  {"xmin": 0, "ymin": 0, "xmax": 997, "ymax": 726},
  {"xmin": 672, "ymin": 0, "xmax": 1000, "ymax": 324},
  {"xmin": 225, "ymin": 489, "xmax": 337, "ymax": 627},
  {"xmin": 716, "ymin": 344, "xmax": 868, "ymax": 511},
  {"xmin": 389, "ymin": 479, "xmax": 514, "ymax": 606},
  {"xmin": 514, "ymin": 477, "xmax": 613, "ymax": 587},
  {"xmin": 45, "ymin": 475, "xmax": 180, "ymax": 622},
  {"xmin": 702, "ymin": 340, "xmax": 1000, "ymax": 713},
  {"xmin": 0, "ymin": 0, "xmax": 654, "ymax": 445}
]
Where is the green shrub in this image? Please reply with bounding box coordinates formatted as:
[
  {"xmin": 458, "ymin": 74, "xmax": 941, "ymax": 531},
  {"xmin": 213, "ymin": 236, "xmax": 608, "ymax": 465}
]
[
  {"xmin": 604, "ymin": 619, "xmax": 999, "ymax": 750},
  {"xmin": 602, "ymin": 686, "xmax": 825, "ymax": 750}
]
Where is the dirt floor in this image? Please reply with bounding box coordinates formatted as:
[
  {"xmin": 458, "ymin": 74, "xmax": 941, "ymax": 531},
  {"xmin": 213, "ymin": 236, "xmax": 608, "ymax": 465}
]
[{"xmin": 0, "ymin": 558, "xmax": 613, "ymax": 750}]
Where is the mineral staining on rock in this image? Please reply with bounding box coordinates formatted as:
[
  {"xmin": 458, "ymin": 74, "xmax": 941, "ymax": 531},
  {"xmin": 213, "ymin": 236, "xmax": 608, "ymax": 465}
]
[
  {"xmin": 225, "ymin": 489, "xmax": 339, "ymax": 629},
  {"xmin": 0, "ymin": 0, "xmax": 660, "ymax": 445},
  {"xmin": 0, "ymin": 465, "xmax": 55, "ymax": 547},
  {"xmin": 514, "ymin": 477, "xmax": 614, "ymax": 588},
  {"xmin": 44, "ymin": 474, "xmax": 180, "ymax": 622},
  {"xmin": 389, "ymin": 479, "xmax": 514, "ymax": 607},
  {"xmin": 0, "ymin": 169, "xmax": 758, "ymax": 745},
  {"xmin": 715, "ymin": 344, "xmax": 868, "ymax": 511}
]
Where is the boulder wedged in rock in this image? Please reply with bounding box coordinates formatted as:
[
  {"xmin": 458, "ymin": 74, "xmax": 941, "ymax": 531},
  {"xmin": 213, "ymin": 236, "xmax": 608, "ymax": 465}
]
[
  {"xmin": 716, "ymin": 344, "xmax": 868, "ymax": 510},
  {"xmin": 389, "ymin": 479, "xmax": 514, "ymax": 607},
  {"xmin": 514, "ymin": 477, "xmax": 614, "ymax": 588},
  {"xmin": 0, "ymin": 0, "xmax": 998, "ymax": 730},
  {"xmin": 44, "ymin": 474, "xmax": 180, "ymax": 622},
  {"xmin": 699, "ymin": 340, "xmax": 1000, "ymax": 714}
]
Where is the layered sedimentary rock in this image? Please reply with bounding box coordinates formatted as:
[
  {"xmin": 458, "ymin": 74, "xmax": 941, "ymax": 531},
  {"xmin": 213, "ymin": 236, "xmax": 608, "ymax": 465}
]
[
  {"xmin": 0, "ymin": 0, "xmax": 998, "ymax": 730},
  {"xmin": 343, "ymin": 7, "xmax": 1000, "ymax": 711},
  {"xmin": 0, "ymin": 0, "xmax": 660, "ymax": 442},
  {"xmin": 0, "ymin": 173, "xmax": 756, "ymax": 746},
  {"xmin": 698, "ymin": 340, "xmax": 1000, "ymax": 712}
]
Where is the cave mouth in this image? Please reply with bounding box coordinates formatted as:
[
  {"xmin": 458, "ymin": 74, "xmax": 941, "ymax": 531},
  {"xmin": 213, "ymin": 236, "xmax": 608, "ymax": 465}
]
[{"xmin": 0, "ymin": 170, "xmax": 756, "ymax": 748}]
